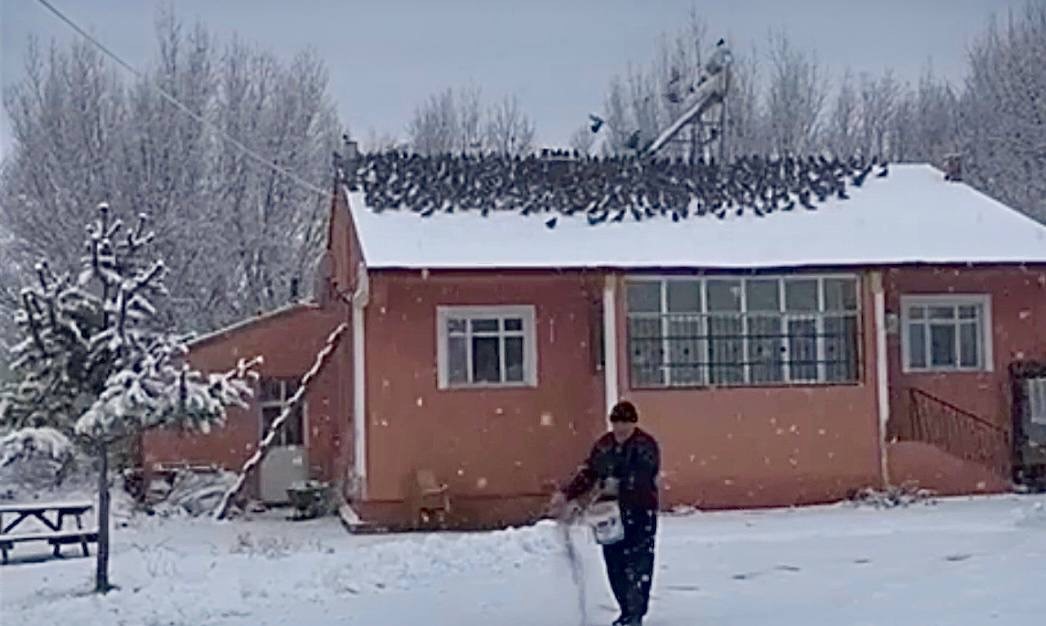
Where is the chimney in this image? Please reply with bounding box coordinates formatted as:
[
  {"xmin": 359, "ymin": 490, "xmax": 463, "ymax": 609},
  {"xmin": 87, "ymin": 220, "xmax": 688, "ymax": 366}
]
[
  {"xmin": 943, "ymin": 153, "xmax": 962, "ymax": 182},
  {"xmin": 341, "ymin": 134, "xmax": 361, "ymax": 190}
]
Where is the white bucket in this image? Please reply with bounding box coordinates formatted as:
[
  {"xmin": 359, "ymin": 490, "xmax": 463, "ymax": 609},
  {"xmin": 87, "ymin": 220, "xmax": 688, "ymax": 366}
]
[{"xmin": 586, "ymin": 500, "xmax": 625, "ymax": 545}]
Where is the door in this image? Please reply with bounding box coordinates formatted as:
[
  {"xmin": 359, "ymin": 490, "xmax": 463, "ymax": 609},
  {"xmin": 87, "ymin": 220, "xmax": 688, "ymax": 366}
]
[
  {"xmin": 1012, "ymin": 361, "xmax": 1046, "ymax": 486},
  {"xmin": 1019, "ymin": 377, "xmax": 1046, "ymax": 466},
  {"xmin": 257, "ymin": 378, "xmax": 308, "ymax": 503}
]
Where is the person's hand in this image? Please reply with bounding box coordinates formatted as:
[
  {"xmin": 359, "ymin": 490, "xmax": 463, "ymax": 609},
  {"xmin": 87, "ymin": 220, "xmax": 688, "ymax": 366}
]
[{"xmin": 547, "ymin": 491, "xmax": 567, "ymax": 518}]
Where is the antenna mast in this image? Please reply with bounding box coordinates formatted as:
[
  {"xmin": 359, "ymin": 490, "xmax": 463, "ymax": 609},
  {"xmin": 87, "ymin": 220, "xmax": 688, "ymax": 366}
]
[
  {"xmin": 585, "ymin": 39, "xmax": 734, "ymax": 162},
  {"xmin": 643, "ymin": 39, "xmax": 733, "ymax": 161}
]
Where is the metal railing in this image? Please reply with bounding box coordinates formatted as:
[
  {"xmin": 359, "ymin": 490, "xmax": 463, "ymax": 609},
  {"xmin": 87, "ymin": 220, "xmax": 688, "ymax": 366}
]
[
  {"xmin": 905, "ymin": 388, "xmax": 1011, "ymax": 479},
  {"xmin": 627, "ymin": 311, "xmax": 860, "ymax": 387}
]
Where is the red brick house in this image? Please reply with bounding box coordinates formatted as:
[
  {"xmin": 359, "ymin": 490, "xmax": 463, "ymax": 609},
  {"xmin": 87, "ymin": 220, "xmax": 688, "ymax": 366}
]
[{"xmin": 143, "ymin": 152, "xmax": 1046, "ymax": 528}]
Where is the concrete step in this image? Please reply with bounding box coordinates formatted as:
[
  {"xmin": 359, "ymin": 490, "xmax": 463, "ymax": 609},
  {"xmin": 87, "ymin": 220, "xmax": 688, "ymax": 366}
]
[{"xmin": 887, "ymin": 440, "xmax": 1011, "ymax": 495}]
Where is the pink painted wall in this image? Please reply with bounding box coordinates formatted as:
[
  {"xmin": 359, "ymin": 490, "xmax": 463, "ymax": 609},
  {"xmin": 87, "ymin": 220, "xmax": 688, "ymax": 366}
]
[
  {"xmin": 613, "ymin": 272, "xmax": 885, "ymax": 509},
  {"xmin": 359, "ymin": 270, "xmax": 607, "ymax": 526},
  {"xmin": 885, "ymin": 265, "xmax": 1046, "ymax": 436}
]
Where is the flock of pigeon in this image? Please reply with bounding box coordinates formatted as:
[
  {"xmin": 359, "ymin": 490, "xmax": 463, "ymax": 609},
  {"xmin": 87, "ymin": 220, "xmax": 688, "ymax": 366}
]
[{"xmin": 343, "ymin": 151, "xmax": 889, "ymax": 229}]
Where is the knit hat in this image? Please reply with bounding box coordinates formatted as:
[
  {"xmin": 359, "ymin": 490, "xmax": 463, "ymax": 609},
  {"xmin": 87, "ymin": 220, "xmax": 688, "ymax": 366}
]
[{"xmin": 609, "ymin": 400, "xmax": 639, "ymax": 423}]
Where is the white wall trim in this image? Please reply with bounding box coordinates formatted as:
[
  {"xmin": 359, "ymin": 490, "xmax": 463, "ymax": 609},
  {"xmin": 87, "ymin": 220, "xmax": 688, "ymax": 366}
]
[
  {"xmin": 603, "ymin": 274, "xmax": 619, "ymax": 427},
  {"xmin": 871, "ymin": 271, "xmax": 891, "ymax": 487},
  {"xmin": 352, "ymin": 263, "xmax": 369, "ymax": 500}
]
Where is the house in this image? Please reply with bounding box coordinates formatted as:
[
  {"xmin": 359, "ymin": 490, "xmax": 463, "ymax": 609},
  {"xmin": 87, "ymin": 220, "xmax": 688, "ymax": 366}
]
[{"xmin": 142, "ymin": 150, "xmax": 1046, "ymax": 529}]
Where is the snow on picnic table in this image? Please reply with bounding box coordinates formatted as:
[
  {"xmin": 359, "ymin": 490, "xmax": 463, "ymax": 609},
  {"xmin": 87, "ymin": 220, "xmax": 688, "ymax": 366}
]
[{"xmin": 2, "ymin": 495, "xmax": 1045, "ymax": 626}]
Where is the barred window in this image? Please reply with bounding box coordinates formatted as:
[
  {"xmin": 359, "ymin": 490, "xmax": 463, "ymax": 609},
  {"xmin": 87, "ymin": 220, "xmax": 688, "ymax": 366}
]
[{"xmin": 626, "ymin": 276, "xmax": 860, "ymax": 388}]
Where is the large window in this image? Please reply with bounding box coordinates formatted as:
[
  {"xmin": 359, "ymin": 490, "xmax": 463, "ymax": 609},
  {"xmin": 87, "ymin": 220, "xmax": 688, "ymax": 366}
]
[
  {"xmin": 258, "ymin": 378, "xmax": 305, "ymax": 446},
  {"xmin": 901, "ymin": 295, "xmax": 992, "ymax": 372},
  {"xmin": 626, "ymin": 276, "xmax": 860, "ymax": 387},
  {"xmin": 437, "ymin": 306, "xmax": 537, "ymax": 388}
]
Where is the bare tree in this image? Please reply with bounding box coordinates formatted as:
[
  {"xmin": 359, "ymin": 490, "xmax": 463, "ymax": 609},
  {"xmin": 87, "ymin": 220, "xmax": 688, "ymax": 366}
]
[
  {"xmin": 363, "ymin": 127, "xmax": 403, "ymax": 152},
  {"xmin": 406, "ymin": 86, "xmax": 533, "ymax": 156},
  {"xmin": 1, "ymin": 38, "xmax": 128, "ymax": 271},
  {"xmin": 887, "ymin": 87, "xmax": 918, "ymax": 162},
  {"xmin": 210, "ymin": 40, "xmax": 338, "ymax": 321},
  {"xmin": 0, "ymin": 9, "xmax": 340, "ymax": 335},
  {"xmin": 888, "ymin": 65, "xmax": 959, "ymax": 162},
  {"xmin": 407, "ymin": 87, "xmax": 460, "ymax": 155},
  {"xmin": 914, "ymin": 67, "xmax": 960, "ymax": 160},
  {"xmin": 602, "ymin": 75, "xmax": 632, "ymax": 153},
  {"xmin": 458, "ymin": 85, "xmax": 484, "ymax": 153},
  {"xmin": 0, "ymin": 223, "xmax": 18, "ymax": 366},
  {"xmin": 825, "ymin": 70, "xmax": 860, "ymax": 158},
  {"xmin": 568, "ymin": 122, "xmax": 596, "ymax": 155},
  {"xmin": 625, "ymin": 66, "xmax": 659, "ymax": 152},
  {"xmin": 486, "ymin": 94, "xmax": 536, "ymax": 155},
  {"xmin": 722, "ymin": 50, "xmax": 764, "ymax": 160},
  {"xmin": 763, "ymin": 32, "xmax": 827, "ymax": 155},
  {"xmin": 857, "ymin": 70, "xmax": 901, "ymax": 157},
  {"xmin": 958, "ymin": 1, "xmax": 1046, "ymax": 222}
]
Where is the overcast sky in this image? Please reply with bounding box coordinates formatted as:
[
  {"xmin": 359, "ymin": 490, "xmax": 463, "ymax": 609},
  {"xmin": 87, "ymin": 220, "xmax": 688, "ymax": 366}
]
[{"xmin": 0, "ymin": 0, "xmax": 1029, "ymax": 157}]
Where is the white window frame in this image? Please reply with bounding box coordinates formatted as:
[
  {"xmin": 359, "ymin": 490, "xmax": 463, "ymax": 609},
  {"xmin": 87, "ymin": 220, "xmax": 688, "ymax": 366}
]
[
  {"xmin": 625, "ymin": 273, "xmax": 861, "ymax": 388},
  {"xmin": 258, "ymin": 378, "xmax": 308, "ymax": 447},
  {"xmin": 436, "ymin": 305, "xmax": 538, "ymax": 389},
  {"xmin": 900, "ymin": 294, "xmax": 993, "ymax": 373}
]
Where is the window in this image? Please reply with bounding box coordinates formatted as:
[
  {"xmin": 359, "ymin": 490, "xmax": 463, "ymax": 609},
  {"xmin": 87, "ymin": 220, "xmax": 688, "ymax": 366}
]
[
  {"xmin": 437, "ymin": 306, "xmax": 537, "ymax": 388},
  {"xmin": 258, "ymin": 378, "xmax": 304, "ymax": 446},
  {"xmin": 1028, "ymin": 378, "xmax": 1046, "ymax": 426},
  {"xmin": 626, "ymin": 275, "xmax": 860, "ymax": 387},
  {"xmin": 901, "ymin": 295, "xmax": 992, "ymax": 372}
]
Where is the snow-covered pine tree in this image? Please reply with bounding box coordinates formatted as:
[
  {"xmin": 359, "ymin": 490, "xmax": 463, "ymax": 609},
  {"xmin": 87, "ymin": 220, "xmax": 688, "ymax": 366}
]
[{"xmin": 0, "ymin": 202, "xmax": 260, "ymax": 593}]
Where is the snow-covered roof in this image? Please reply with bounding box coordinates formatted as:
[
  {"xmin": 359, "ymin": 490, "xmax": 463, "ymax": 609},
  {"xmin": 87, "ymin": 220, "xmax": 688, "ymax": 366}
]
[{"xmin": 347, "ymin": 163, "xmax": 1046, "ymax": 270}]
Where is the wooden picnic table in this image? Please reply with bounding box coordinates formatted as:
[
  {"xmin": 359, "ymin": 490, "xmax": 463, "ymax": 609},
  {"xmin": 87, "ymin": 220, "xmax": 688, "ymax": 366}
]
[{"xmin": 0, "ymin": 500, "xmax": 97, "ymax": 564}]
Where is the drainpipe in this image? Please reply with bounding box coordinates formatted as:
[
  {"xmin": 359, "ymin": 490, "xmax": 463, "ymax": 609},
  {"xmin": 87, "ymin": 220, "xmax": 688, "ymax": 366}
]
[
  {"xmin": 351, "ymin": 262, "xmax": 370, "ymax": 499},
  {"xmin": 871, "ymin": 270, "xmax": 892, "ymax": 487},
  {"xmin": 603, "ymin": 274, "xmax": 619, "ymax": 429}
]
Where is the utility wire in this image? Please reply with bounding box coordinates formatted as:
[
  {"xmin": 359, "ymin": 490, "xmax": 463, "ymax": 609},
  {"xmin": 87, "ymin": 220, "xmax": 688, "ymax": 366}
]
[{"xmin": 35, "ymin": 0, "xmax": 334, "ymax": 199}]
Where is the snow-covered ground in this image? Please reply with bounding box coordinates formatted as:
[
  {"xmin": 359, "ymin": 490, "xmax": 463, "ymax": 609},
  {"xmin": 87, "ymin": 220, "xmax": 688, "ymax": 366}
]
[{"xmin": 2, "ymin": 495, "xmax": 1045, "ymax": 626}]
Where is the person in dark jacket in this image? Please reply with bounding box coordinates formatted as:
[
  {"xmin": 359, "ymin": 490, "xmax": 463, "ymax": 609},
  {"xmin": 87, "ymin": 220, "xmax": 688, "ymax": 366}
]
[{"xmin": 550, "ymin": 400, "xmax": 660, "ymax": 626}]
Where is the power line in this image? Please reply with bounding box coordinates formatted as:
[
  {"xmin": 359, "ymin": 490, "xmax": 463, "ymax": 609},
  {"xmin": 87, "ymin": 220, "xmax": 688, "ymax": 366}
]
[{"xmin": 34, "ymin": 0, "xmax": 333, "ymax": 200}]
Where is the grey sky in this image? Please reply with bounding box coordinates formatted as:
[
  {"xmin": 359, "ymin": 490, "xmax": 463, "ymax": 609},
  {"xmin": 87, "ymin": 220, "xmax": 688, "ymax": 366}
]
[{"xmin": 0, "ymin": 0, "xmax": 1028, "ymax": 157}]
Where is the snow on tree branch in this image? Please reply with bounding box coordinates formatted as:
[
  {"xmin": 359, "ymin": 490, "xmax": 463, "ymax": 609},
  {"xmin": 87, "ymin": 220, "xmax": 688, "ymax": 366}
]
[
  {"xmin": 0, "ymin": 427, "xmax": 74, "ymax": 471},
  {"xmin": 0, "ymin": 426, "xmax": 74, "ymax": 467},
  {"xmin": 1, "ymin": 201, "xmax": 261, "ymax": 444}
]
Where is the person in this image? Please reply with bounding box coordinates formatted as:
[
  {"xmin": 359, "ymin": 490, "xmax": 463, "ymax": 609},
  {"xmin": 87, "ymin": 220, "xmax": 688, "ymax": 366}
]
[{"xmin": 550, "ymin": 400, "xmax": 660, "ymax": 626}]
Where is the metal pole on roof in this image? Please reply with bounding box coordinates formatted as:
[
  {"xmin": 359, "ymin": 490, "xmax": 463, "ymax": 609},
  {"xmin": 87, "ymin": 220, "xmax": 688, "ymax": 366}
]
[{"xmin": 718, "ymin": 62, "xmax": 731, "ymax": 164}]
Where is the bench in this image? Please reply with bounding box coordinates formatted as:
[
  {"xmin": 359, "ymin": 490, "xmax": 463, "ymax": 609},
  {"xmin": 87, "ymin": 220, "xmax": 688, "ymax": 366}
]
[
  {"xmin": 0, "ymin": 528, "xmax": 99, "ymax": 564},
  {"xmin": 0, "ymin": 500, "xmax": 96, "ymax": 565}
]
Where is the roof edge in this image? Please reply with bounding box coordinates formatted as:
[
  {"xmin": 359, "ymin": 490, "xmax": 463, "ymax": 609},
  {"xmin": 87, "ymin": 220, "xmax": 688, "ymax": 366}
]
[
  {"xmin": 361, "ymin": 259, "xmax": 1046, "ymax": 273},
  {"xmin": 187, "ymin": 301, "xmax": 322, "ymax": 349}
]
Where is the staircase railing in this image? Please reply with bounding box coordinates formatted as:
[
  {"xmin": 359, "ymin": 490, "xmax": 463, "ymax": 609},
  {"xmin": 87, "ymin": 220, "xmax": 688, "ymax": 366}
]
[{"xmin": 905, "ymin": 388, "xmax": 1011, "ymax": 480}]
